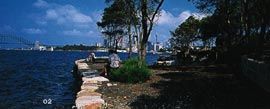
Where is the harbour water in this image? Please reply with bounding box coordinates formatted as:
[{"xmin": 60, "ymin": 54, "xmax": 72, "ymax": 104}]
[{"xmin": 0, "ymin": 50, "xmax": 158, "ymax": 108}]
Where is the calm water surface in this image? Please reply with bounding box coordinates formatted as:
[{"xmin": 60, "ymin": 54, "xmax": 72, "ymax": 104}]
[{"xmin": 0, "ymin": 50, "xmax": 158, "ymax": 109}]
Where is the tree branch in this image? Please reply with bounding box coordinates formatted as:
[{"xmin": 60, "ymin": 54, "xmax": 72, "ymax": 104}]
[{"xmin": 143, "ymin": 0, "xmax": 164, "ymax": 43}]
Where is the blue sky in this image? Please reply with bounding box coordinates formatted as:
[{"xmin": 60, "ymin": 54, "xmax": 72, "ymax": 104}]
[{"xmin": 0, "ymin": 0, "xmax": 205, "ymax": 45}]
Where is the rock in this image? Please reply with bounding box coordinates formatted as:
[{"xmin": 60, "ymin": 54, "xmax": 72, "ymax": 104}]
[
  {"xmin": 83, "ymin": 103, "xmax": 103, "ymax": 109},
  {"xmin": 81, "ymin": 84, "xmax": 99, "ymax": 91},
  {"xmin": 82, "ymin": 82, "xmax": 98, "ymax": 86},
  {"xmin": 75, "ymin": 59, "xmax": 85, "ymax": 65},
  {"xmin": 77, "ymin": 90, "xmax": 102, "ymax": 98},
  {"xmin": 83, "ymin": 80, "xmax": 98, "ymax": 84},
  {"xmin": 81, "ymin": 70, "xmax": 99, "ymax": 77},
  {"xmin": 113, "ymin": 83, "xmax": 117, "ymax": 86},
  {"xmin": 82, "ymin": 76, "xmax": 109, "ymax": 83},
  {"xmin": 76, "ymin": 96, "xmax": 104, "ymax": 109},
  {"xmin": 77, "ymin": 63, "xmax": 89, "ymax": 70},
  {"xmin": 107, "ymin": 83, "xmax": 112, "ymax": 87},
  {"xmin": 72, "ymin": 105, "xmax": 76, "ymax": 109}
]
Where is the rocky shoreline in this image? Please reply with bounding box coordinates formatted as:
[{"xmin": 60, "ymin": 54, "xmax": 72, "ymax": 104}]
[{"xmin": 73, "ymin": 59, "xmax": 109, "ymax": 109}]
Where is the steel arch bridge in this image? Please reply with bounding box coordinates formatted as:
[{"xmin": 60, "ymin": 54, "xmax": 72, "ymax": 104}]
[{"xmin": 0, "ymin": 33, "xmax": 39, "ymax": 48}]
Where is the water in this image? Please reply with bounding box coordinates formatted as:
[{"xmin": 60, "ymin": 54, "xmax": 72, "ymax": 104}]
[{"xmin": 0, "ymin": 50, "xmax": 158, "ymax": 109}]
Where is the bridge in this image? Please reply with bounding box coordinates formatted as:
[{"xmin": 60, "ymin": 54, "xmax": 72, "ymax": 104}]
[{"xmin": 0, "ymin": 34, "xmax": 57, "ymax": 50}]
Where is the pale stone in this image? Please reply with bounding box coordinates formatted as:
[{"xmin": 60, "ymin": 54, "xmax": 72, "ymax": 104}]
[
  {"xmin": 83, "ymin": 103, "xmax": 102, "ymax": 109},
  {"xmin": 76, "ymin": 96, "xmax": 104, "ymax": 109},
  {"xmin": 82, "ymin": 76, "xmax": 109, "ymax": 83},
  {"xmin": 83, "ymin": 80, "xmax": 98, "ymax": 84},
  {"xmin": 81, "ymin": 84, "xmax": 99, "ymax": 91},
  {"xmin": 77, "ymin": 90, "xmax": 102, "ymax": 98},
  {"xmin": 77, "ymin": 63, "xmax": 89, "ymax": 70},
  {"xmin": 107, "ymin": 83, "xmax": 112, "ymax": 87},
  {"xmin": 75, "ymin": 59, "xmax": 86, "ymax": 65}
]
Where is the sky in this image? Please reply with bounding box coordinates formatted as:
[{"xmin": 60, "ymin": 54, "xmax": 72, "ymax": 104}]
[{"xmin": 0, "ymin": 0, "xmax": 206, "ymax": 46}]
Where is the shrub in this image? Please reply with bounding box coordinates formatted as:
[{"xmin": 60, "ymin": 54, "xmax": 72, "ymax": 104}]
[{"xmin": 110, "ymin": 58, "xmax": 151, "ymax": 83}]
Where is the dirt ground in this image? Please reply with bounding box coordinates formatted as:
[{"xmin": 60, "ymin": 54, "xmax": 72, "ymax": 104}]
[{"xmin": 97, "ymin": 65, "xmax": 270, "ymax": 109}]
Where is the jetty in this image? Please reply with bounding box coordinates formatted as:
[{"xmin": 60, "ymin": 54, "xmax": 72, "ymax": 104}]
[{"xmin": 73, "ymin": 57, "xmax": 109, "ymax": 109}]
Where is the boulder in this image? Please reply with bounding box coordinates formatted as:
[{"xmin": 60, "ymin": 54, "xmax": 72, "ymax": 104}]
[
  {"xmin": 78, "ymin": 63, "xmax": 89, "ymax": 70},
  {"xmin": 75, "ymin": 59, "xmax": 86, "ymax": 65},
  {"xmin": 81, "ymin": 84, "xmax": 99, "ymax": 91},
  {"xmin": 83, "ymin": 103, "xmax": 103, "ymax": 109},
  {"xmin": 82, "ymin": 76, "xmax": 109, "ymax": 83},
  {"xmin": 77, "ymin": 90, "xmax": 102, "ymax": 98},
  {"xmin": 76, "ymin": 96, "xmax": 104, "ymax": 109},
  {"xmin": 83, "ymin": 80, "xmax": 98, "ymax": 84},
  {"xmin": 81, "ymin": 70, "xmax": 99, "ymax": 77}
]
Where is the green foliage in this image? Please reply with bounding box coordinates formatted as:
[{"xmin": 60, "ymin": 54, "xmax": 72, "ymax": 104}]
[
  {"xmin": 110, "ymin": 58, "xmax": 151, "ymax": 83},
  {"xmin": 170, "ymin": 16, "xmax": 200, "ymax": 50}
]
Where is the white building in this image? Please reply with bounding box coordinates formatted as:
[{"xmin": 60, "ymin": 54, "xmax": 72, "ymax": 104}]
[
  {"xmin": 96, "ymin": 43, "xmax": 102, "ymax": 47},
  {"xmin": 39, "ymin": 46, "xmax": 47, "ymax": 51},
  {"xmin": 154, "ymin": 42, "xmax": 163, "ymax": 52}
]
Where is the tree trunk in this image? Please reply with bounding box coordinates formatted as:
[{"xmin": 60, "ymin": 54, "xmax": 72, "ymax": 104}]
[
  {"xmin": 115, "ymin": 39, "xmax": 118, "ymax": 53},
  {"xmin": 128, "ymin": 20, "xmax": 132, "ymax": 58},
  {"xmin": 140, "ymin": 0, "xmax": 148, "ymax": 61},
  {"xmin": 140, "ymin": 42, "xmax": 147, "ymax": 60}
]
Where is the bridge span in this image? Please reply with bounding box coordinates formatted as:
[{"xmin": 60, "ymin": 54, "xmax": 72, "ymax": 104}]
[{"xmin": 0, "ymin": 34, "xmax": 59, "ymax": 50}]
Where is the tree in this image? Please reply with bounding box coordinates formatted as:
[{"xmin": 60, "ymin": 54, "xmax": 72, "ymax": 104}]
[
  {"xmin": 100, "ymin": 0, "xmax": 164, "ymax": 60},
  {"xmin": 100, "ymin": 0, "xmax": 140, "ymax": 58},
  {"xmin": 189, "ymin": 0, "xmax": 270, "ymax": 63},
  {"xmin": 97, "ymin": 0, "xmax": 128, "ymax": 51},
  {"xmin": 139, "ymin": 0, "xmax": 164, "ymax": 60},
  {"xmin": 170, "ymin": 16, "xmax": 200, "ymax": 51}
]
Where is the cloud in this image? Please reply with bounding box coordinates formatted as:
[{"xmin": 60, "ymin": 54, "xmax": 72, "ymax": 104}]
[
  {"xmin": 157, "ymin": 10, "xmax": 207, "ymax": 27},
  {"xmin": 33, "ymin": 0, "xmax": 49, "ymax": 8},
  {"xmin": 32, "ymin": 0, "xmax": 97, "ymax": 37},
  {"xmin": 45, "ymin": 5, "xmax": 93, "ymax": 24},
  {"xmin": 34, "ymin": 0, "xmax": 93, "ymax": 25},
  {"xmin": 150, "ymin": 10, "xmax": 208, "ymax": 43},
  {"xmin": 23, "ymin": 28, "xmax": 46, "ymax": 34},
  {"xmin": 91, "ymin": 10, "xmax": 103, "ymax": 22},
  {"xmin": 63, "ymin": 29, "xmax": 93, "ymax": 36}
]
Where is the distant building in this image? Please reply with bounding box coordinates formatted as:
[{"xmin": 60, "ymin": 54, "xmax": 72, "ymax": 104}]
[
  {"xmin": 39, "ymin": 46, "xmax": 47, "ymax": 51},
  {"xmin": 154, "ymin": 42, "xmax": 163, "ymax": 52},
  {"xmin": 96, "ymin": 43, "xmax": 102, "ymax": 47},
  {"xmin": 34, "ymin": 41, "xmax": 47, "ymax": 51},
  {"xmin": 34, "ymin": 41, "xmax": 40, "ymax": 50},
  {"xmin": 48, "ymin": 47, "xmax": 54, "ymax": 51}
]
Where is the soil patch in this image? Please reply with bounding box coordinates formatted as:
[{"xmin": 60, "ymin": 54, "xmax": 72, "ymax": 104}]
[{"xmin": 97, "ymin": 66, "xmax": 270, "ymax": 109}]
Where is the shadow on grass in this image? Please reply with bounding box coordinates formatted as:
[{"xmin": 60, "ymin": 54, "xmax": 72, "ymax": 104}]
[{"xmin": 130, "ymin": 71, "xmax": 270, "ymax": 109}]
